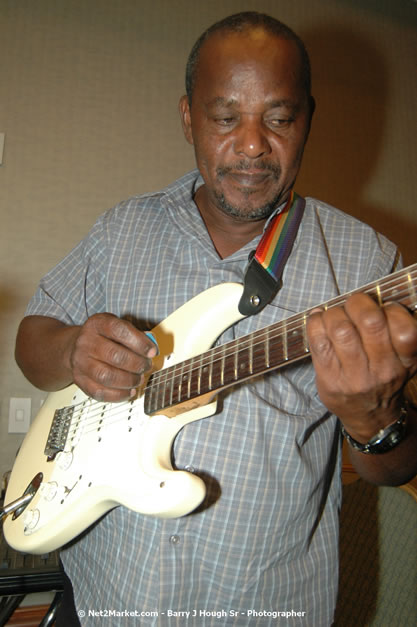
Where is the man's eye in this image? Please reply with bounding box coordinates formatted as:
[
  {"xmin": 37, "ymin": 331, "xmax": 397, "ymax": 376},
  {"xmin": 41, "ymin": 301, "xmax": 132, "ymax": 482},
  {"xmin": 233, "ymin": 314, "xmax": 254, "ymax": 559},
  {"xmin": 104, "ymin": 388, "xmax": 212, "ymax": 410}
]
[
  {"xmin": 214, "ymin": 117, "xmax": 236, "ymax": 126},
  {"xmin": 267, "ymin": 118, "xmax": 293, "ymax": 129}
]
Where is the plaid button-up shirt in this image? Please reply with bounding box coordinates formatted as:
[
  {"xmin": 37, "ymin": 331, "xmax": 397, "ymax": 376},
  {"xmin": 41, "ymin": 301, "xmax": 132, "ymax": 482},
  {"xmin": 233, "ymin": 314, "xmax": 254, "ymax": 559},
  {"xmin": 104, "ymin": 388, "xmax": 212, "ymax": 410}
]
[{"xmin": 27, "ymin": 170, "xmax": 398, "ymax": 626}]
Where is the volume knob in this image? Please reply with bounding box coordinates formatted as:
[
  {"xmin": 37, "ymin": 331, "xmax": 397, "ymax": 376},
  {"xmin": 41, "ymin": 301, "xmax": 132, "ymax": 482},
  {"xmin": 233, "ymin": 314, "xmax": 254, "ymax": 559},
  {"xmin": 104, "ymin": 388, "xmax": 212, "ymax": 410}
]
[{"xmin": 23, "ymin": 508, "xmax": 40, "ymax": 531}]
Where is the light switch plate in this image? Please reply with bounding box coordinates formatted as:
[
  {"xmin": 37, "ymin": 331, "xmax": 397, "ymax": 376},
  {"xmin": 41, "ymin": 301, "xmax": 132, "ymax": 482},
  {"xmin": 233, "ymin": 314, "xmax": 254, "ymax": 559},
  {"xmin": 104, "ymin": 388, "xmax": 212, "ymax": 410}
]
[{"xmin": 8, "ymin": 397, "xmax": 31, "ymax": 433}]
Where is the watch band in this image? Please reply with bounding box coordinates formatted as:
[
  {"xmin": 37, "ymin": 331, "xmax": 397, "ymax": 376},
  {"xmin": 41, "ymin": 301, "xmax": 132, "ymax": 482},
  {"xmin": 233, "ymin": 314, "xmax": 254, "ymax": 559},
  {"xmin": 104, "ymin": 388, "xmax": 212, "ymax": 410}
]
[{"xmin": 341, "ymin": 402, "xmax": 409, "ymax": 454}]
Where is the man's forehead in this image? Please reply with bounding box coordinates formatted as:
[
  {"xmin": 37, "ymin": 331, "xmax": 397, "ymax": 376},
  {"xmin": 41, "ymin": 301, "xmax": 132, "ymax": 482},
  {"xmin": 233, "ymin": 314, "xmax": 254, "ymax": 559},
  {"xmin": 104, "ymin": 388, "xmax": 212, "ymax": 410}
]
[
  {"xmin": 197, "ymin": 29, "xmax": 302, "ymax": 81},
  {"xmin": 201, "ymin": 27, "xmax": 288, "ymax": 56},
  {"xmin": 194, "ymin": 32, "xmax": 304, "ymax": 103}
]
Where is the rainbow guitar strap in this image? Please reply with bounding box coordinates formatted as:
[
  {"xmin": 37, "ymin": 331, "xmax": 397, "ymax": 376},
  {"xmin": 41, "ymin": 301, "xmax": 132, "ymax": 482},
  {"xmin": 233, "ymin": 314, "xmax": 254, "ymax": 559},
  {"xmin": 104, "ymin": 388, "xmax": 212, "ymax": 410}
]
[{"xmin": 238, "ymin": 191, "xmax": 306, "ymax": 316}]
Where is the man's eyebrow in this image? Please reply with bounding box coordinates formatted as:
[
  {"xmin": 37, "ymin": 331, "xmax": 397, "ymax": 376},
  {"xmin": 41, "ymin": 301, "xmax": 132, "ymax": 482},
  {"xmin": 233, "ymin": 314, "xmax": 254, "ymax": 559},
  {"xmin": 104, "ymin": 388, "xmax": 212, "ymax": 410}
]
[
  {"xmin": 205, "ymin": 97, "xmax": 299, "ymax": 111},
  {"xmin": 265, "ymin": 98, "xmax": 300, "ymax": 111},
  {"xmin": 205, "ymin": 97, "xmax": 238, "ymax": 108}
]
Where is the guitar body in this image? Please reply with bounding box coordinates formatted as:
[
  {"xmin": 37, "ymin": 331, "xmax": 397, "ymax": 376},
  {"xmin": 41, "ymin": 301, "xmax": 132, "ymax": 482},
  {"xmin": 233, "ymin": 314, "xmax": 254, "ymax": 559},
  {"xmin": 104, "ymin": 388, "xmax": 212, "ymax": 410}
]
[{"xmin": 3, "ymin": 283, "xmax": 246, "ymax": 554}]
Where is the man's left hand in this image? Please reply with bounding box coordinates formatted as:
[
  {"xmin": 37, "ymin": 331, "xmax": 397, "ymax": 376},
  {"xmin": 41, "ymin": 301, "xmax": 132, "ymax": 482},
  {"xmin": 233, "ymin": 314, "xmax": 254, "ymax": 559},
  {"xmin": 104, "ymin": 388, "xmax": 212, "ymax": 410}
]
[{"xmin": 307, "ymin": 293, "xmax": 417, "ymax": 443}]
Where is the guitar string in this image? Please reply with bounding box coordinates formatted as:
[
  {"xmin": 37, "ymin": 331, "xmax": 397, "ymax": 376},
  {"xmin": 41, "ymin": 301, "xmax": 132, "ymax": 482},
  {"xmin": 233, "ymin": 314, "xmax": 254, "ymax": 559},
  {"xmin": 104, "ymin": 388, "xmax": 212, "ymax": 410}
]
[
  {"xmin": 59, "ymin": 273, "xmax": 417, "ymax": 440},
  {"xmin": 148, "ymin": 273, "xmax": 417, "ymax": 390},
  {"xmin": 51, "ymin": 397, "xmax": 138, "ymax": 449},
  {"xmin": 64, "ymin": 314, "xmax": 417, "ymax": 443},
  {"xmin": 150, "ymin": 268, "xmax": 417, "ymax": 375},
  {"xmin": 58, "ymin": 300, "xmax": 321, "ymax": 444},
  {"xmin": 61, "ymin": 273, "xmax": 417, "ymax": 442},
  {"xmin": 56, "ymin": 290, "xmax": 335, "ymax": 441},
  {"xmin": 54, "ymin": 272, "xmax": 416, "ymax": 443}
]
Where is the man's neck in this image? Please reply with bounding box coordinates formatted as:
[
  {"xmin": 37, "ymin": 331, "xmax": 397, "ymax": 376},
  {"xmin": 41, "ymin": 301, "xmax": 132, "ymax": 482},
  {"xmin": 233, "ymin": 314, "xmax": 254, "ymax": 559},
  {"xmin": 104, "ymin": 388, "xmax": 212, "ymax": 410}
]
[{"xmin": 194, "ymin": 186, "xmax": 267, "ymax": 259}]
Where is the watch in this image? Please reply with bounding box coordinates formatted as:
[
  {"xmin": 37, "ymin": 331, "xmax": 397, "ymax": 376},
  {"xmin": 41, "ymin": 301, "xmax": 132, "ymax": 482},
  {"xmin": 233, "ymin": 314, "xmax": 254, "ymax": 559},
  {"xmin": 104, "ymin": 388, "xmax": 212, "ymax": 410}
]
[{"xmin": 341, "ymin": 402, "xmax": 409, "ymax": 454}]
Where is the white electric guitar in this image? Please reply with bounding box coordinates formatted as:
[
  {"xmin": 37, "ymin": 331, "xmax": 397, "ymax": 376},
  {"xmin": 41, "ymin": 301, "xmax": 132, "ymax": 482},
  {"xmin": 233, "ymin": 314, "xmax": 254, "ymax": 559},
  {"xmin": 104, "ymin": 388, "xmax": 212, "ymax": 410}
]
[{"xmin": 3, "ymin": 264, "xmax": 417, "ymax": 554}]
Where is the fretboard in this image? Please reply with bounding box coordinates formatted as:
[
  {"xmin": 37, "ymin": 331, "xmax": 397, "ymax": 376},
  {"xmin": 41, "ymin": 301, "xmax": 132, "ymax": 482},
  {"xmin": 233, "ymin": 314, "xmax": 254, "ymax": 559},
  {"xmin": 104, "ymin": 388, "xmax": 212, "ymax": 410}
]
[{"xmin": 144, "ymin": 264, "xmax": 417, "ymax": 416}]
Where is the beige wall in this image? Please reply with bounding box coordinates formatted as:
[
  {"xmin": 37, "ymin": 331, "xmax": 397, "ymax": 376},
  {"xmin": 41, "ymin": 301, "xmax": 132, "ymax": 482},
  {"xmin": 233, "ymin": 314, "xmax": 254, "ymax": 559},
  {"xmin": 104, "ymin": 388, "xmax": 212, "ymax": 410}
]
[{"xmin": 0, "ymin": 0, "xmax": 416, "ymax": 480}]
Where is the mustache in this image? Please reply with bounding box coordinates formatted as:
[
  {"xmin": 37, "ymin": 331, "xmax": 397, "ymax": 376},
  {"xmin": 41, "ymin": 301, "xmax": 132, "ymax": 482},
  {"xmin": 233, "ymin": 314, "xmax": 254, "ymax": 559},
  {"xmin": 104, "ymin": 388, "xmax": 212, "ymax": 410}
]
[{"xmin": 216, "ymin": 160, "xmax": 281, "ymax": 178}]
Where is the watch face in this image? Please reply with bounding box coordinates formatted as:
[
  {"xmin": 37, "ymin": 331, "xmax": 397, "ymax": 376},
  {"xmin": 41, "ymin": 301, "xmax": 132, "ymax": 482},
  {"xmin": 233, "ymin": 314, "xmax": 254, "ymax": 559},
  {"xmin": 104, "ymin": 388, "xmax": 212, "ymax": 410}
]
[
  {"xmin": 367, "ymin": 418, "xmax": 407, "ymax": 454},
  {"xmin": 343, "ymin": 409, "xmax": 407, "ymax": 455}
]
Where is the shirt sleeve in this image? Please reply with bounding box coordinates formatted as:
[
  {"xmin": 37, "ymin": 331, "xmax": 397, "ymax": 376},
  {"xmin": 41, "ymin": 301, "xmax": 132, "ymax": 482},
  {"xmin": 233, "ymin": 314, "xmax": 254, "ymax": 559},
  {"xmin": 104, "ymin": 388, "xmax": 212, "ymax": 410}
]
[{"xmin": 25, "ymin": 213, "xmax": 108, "ymax": 325}]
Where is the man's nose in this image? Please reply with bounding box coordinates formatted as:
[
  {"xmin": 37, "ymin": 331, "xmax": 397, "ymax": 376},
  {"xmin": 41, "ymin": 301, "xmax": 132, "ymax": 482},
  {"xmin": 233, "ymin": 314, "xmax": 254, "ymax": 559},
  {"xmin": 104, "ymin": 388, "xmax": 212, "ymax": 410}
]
[{"xmin": 233, "ymin": 118, "xmax": 272, "ymax": 159}]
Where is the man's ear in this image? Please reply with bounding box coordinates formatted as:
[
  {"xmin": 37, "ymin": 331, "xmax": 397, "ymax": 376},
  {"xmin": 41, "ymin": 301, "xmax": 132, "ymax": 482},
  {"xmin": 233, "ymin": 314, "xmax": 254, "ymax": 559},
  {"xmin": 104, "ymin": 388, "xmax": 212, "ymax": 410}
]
[
  {"xmin": 179, "ymin": 95, "xmax": 194, "ymax": 145},
  {"xmin": 309, "ymin": 96, "xmax": 316, "ymax": 120},
  {"xmin": 308, "ymin": 96, "xmax": 316, "ymax": 130}
]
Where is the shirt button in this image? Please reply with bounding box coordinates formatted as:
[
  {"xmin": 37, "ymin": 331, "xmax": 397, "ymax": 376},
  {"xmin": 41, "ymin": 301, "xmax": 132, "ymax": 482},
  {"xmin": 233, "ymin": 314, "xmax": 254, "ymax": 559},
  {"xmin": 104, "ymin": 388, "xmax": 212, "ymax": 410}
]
[
  {"xmin": 185, "ymin": 465, "xmax": 195, "ymax": 473},
  {"xmin": 169, "ymin": 535, "xmax": 180, "ymax": 545}
]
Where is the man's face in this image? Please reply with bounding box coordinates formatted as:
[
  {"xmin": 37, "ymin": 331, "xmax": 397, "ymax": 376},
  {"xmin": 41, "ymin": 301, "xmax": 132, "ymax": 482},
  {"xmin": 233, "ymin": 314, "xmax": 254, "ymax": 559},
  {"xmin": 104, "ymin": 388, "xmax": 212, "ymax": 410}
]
[{"xmin": 180, "ymin": 29, "xmax": 313, "ymax": 221}]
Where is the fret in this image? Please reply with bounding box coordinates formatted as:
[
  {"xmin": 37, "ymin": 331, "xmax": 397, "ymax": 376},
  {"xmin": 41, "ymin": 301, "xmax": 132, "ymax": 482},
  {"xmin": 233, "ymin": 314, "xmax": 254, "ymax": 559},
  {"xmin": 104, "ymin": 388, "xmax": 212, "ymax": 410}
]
[
  {"xmin": 154, "ymin": 375, "xmax": 163, "ymax": 415},
  {"xmin": 178, "ymin": 364, "xmax": 190, "ymax": 401},
  {"xmin": 187, "ymin": 361, "xmax": 192, "ymax": 398},
  {"xmin": 220, "ymin": 346, "xmax": 226, "ymax": 386},
  {"xmin": 146, "ymin": 376, "xmax": 157, "ymax": 414},
  {"xmin": 168, "ymin": 365, "xmax": 174, "ymax": 407},
  {"xmin": 224, "ymin": 348, "xmax": 237, "ymax": 386},
  {"xmin": 151, "ymin": 371, "xmax": 164, "ymax": 415},
  {"xmin": 170, "ymin": 367, "xmax": 179, "ymax": 406},
  {"xmin": 215, "ymin": 354, "xmax": 226, "ymax": 388},
  {"xmin": 278, "ymin": 320, "xmax": 306, "ymax": 364},
  {"xmin": 180, "ymin": 362, "xmax": 187, "ymax": 402},
  {"xmin": 265, "ymin": 328, "xmax": 270, "ymax": 368},
  {"xmin": 408, "ymin": 271, "xmax": 417, "ymax": 309},
  {"xmin": 302, "ymin": 315, "xmax": 309, "ymax": 353},
  {"xmin": 376, "ymin": 283, "xmax": 382, "ymax": 306},
  {"xmin": 145, "ymin": 371, "xmax": 161, "ymax": 415},
  {"xmin": 238, "ymin": 346, "xmax": 250, "ymax": 379},
  {"xmin": 208, "ymin": 353, "xmax": 213, "ymax": 390},
  {"xmin": 209, "ymin": 350, "xmax": 223, "ymax": 391},
  {"xmin": 282, "ymin": 320, "xmax": 288, "ymax": 361},
  {"xmin": 180, "ymin": 369, "xmax": 187, "ymax": 401},
  {"xmin": 199, "ymin": 361, "xmax": 211, "ymax": 394},
  {"xmin": 162, "ymin": 366, "xmax": 172, "ymax": 410},
  {"xmin": 154, "ymin": 377, "xmax": 163, "ymax": 414},
  {"xmin": 289, "ymin": 325, "xmax": 300, "ymax": 359},
  {"xmin": 249, "ymin": 338, "xmax": 254, "ymax": 375},
  {"xmin": 185, "ymin": 364, "xmax": 192, "ymax": 400},
  {"xmin": 196, "ymin": 355, "xmax": 203, "ymax": 395}
]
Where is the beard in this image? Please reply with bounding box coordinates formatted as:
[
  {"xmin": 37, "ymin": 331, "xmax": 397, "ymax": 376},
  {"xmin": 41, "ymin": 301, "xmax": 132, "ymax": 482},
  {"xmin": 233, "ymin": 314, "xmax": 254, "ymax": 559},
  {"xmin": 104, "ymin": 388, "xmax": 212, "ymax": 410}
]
[{"xmin": 214, "ymin": 160, "xmax": 284, "ymax": 221}]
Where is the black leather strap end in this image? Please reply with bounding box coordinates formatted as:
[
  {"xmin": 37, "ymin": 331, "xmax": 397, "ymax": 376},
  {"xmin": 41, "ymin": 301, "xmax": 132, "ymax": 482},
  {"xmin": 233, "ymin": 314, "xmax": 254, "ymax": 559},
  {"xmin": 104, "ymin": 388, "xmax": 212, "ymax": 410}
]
[{"xmin": 238, "ymin": 257, "xmax": 281, "ymax": 316}]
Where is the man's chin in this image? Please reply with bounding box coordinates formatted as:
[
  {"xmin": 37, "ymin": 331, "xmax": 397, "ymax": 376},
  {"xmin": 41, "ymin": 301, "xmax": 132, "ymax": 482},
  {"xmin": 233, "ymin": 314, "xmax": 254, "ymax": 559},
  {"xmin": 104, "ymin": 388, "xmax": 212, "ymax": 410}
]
[{"xmin": 215, "ymin": 190, "xmax": 280, "ymax": 221}]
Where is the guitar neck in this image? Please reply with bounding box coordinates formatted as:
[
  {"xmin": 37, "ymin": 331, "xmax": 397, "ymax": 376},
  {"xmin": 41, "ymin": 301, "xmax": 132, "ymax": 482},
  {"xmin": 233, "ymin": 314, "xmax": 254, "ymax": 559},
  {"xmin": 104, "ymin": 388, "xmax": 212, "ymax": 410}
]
[{"xmin": 144, "ymin": 264, "xmax": 417, "ymax": 416}]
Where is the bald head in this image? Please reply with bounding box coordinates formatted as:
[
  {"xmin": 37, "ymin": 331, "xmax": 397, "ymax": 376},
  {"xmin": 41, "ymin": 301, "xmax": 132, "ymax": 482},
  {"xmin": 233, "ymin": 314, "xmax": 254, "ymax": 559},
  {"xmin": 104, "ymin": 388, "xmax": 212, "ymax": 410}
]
[{"xmin": 185, "ymin": 11, "xmax": 312, "ymax": 106}]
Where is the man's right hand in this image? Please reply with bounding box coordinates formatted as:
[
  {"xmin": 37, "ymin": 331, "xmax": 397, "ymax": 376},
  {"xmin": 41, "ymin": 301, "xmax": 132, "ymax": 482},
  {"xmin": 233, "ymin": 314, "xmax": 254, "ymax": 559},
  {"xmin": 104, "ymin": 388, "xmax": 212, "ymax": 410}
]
[
  {"xmin": 15, "ymin": 314, "xmax": 158, "ymax": 403},
  {"xmin": 68, "ymin": 313, "xmax": 158, "ymax": 402}
]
